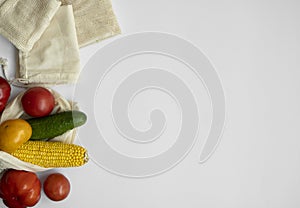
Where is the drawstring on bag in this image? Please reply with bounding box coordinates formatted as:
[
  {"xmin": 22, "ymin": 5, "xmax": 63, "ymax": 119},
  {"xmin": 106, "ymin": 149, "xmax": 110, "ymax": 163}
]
[{"xmin": 0, "ymin": 57, "xmax": 32, "ymax": 88}]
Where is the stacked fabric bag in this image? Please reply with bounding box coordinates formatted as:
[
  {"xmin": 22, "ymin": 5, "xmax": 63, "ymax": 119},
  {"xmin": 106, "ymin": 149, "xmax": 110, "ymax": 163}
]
[{"xmin": 0, "ymin": 0, "xmax": 121, "ymax": 85}]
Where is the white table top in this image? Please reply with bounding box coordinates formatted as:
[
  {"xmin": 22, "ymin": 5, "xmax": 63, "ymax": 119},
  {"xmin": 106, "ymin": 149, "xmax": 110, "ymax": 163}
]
[{"xmin": 1, "ymin": 0, "xmax": 300, "ymax": 207}]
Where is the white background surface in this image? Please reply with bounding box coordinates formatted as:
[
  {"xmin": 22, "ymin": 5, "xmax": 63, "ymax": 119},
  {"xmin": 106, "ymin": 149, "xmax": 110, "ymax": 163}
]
[{"xmin": 1, "ymin": 0, "xmax": 300, "ymax": 207}]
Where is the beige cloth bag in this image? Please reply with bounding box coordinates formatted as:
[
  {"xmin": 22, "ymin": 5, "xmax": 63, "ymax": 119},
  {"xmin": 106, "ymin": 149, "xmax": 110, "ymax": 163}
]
[
  {"xmin": 0, "ymin": 89, "xmax": 79, "ymax": 173},
  {"xmin": 18, "ymin": 5, "xmax": 81, "ymax": 86},
  {"xmin": 61, "ymin": 0, "xmax": 121, "ymax": 47},
  {"xmin": 0, "ymin": 0, "xmax": 61, "ymax": 52}
]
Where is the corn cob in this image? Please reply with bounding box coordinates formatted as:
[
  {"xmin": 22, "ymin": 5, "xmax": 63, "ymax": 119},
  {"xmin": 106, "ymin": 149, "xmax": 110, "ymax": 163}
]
[{"xmin": 10, "ymin": 141, "xmax": 88, "ymax": 168}]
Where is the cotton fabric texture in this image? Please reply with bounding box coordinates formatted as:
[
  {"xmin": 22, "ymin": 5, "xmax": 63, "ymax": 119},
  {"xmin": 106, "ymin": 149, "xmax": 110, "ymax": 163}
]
[
  {"xmin": 61, "ymin": 0, "xmax": 121, "ymax": 47},
  {"xmin": 18, "ymin": 5, "xmax": 81, "ymax": 85},
  {"xmin": 0, "ymin": 0, "xmax": 61, "ymax": 52}
]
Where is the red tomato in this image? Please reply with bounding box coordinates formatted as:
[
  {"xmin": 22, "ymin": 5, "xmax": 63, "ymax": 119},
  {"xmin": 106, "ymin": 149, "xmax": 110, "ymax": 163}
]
[
  {"xmin": 0, "ymin": 169, "xmax": 41, "ymax": 208},
  {"xmin": 43, "ymin": 173, "xmax": 71, "ymax": 201},
  {"xmin": 0, "ymin": 76, "xmax": 11, "ymax": 113},
  {"xmin": 21, "ymin": 87, "xmax": 55, "ymax": 117}
]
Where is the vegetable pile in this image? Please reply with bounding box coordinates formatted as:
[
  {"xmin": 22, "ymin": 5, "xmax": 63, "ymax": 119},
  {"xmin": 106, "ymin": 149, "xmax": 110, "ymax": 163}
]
[
  {"xmin": 0, "ymin": 169, "xmax": 71, "ymax": 208},
  {"xmin": 0, "ymin": 78, "xmax": 88, "ymax": 208}
]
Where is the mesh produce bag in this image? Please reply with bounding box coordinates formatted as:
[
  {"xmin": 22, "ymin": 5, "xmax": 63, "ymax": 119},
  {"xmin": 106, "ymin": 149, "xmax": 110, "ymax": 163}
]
[
  {"xmin": 61, "ymin": 0, "xmax": 121, "ymax": 47},
  {"xmin": 0, "ymin": 0, "xmax": 61, "ymax": 52}
]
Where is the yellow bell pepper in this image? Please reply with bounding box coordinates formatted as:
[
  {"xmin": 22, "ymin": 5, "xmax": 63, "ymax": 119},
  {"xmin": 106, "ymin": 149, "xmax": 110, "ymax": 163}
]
[{"xmin": 0, "ymin": 119, "xmax": 32, "ymax": 153}]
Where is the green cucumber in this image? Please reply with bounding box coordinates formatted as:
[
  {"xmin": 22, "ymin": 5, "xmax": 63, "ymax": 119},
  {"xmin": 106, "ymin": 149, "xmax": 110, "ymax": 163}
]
[{"xmin": 26, "ymin": 110, "xmax": 87, "ymax": 140}]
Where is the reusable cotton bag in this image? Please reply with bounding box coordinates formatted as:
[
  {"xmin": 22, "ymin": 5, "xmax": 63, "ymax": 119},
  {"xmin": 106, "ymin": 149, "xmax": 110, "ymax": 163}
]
[
  {"xmin": 18, "ymin": 5, "xmax": 81, "ymax": 85},
  {"xmin": 0, "ymin": 89, "xmax": 78, "ymax": 173},
  {"xmin": 16, "ymin": 0, "xmax": 120, "ymax": 85},
  {"xmin": 0, "ymin": 0, "xmax": 61, "ymax": 52},
  {"xmin": 61, "ymin": 0, "xmax": 121, "ymax": 47}
]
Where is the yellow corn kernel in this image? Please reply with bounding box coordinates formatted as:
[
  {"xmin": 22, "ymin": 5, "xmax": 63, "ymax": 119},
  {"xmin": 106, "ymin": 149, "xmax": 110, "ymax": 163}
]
[{"xmin": 10, "ymin": 141, "xmax": 88, "ymax": 168}]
